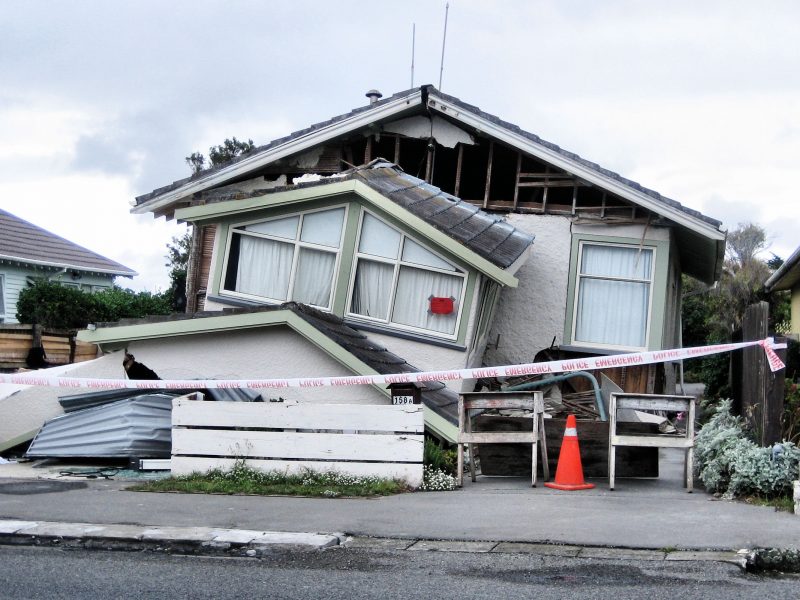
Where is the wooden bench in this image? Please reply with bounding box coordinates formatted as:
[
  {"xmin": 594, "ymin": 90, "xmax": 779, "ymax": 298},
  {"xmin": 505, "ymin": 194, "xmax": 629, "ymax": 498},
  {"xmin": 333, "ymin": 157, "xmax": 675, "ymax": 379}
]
[
  {"xmin": 457, "ymin": 391, "xmax": 548, "ymax": 487},
  {"xmin": 608, "ymin": 393, "xmax": 696, "ymax": 491}
]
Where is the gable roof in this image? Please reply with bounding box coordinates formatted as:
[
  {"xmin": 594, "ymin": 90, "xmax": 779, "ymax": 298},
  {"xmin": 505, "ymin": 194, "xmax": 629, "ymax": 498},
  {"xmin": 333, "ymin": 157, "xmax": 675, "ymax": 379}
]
[
  {"xmin": 765, "ymin": 244, "xmax": 800, "ymax": 292},
  {"xmin": 176, "ymin": 161, "xmax": 534, "ymax": 284},
  {"xmin": 77, "ymin": 302, "xmax": 460, "ymax": 429},
  {"xmin": 133, "ymin": 85, "xmax": 722, "ymax": 232},
  {"xmin": 0, "ymin": 208, "xmax": 136, "ymax": 277},
  {"xmin": 132, "ymin": 85, "xmax": 725, "ymax": 283}
]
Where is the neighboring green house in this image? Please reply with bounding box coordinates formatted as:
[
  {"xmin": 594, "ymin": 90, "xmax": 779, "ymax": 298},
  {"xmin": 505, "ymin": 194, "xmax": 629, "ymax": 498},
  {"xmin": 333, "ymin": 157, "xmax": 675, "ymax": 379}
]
[
  {"xmin": 0, "ymin": 208, "xmax": 137, "ymax": 323},
  {"xmin": 765, "ymin": 244, "xmax": 800, "ymax": 337}
]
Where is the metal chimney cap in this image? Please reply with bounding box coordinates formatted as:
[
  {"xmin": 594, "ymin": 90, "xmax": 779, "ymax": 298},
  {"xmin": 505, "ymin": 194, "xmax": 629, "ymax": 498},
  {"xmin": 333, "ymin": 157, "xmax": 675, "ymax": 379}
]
[{"xmin": 365, "ymin": 89, "xmax": 383, "ymax": 104}]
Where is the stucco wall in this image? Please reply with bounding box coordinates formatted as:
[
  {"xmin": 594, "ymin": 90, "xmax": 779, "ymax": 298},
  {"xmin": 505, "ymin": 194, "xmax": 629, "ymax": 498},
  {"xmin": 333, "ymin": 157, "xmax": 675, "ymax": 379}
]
[
  {"xmin": 126, "ymin": 326, "xmax": 387, "ymax": 405},
  {"xmin": 483, "ymin": 214, "xmax": 572, "ymax": 367}
]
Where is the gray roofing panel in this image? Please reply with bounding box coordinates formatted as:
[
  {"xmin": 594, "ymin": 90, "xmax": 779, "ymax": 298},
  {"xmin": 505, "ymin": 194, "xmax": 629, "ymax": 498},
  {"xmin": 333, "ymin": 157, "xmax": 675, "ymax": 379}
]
[
  {"xmin": 26, "ymin": 394, "xmax": 174, "ymax": 458},
  {"xmin": 0, "ymin": 208, "xmax": 136, "ymax": 276}
]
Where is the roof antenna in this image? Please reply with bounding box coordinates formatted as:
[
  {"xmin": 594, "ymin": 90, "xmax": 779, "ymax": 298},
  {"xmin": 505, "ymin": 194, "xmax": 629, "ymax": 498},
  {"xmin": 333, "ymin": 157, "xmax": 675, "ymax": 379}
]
[
  {"xmin": 438, "ymin": 2, "xmax": 450, "ymax": 90},
  {"xmin": 410, "ymin": 23, "xmax": 416, "ymax": 88}
]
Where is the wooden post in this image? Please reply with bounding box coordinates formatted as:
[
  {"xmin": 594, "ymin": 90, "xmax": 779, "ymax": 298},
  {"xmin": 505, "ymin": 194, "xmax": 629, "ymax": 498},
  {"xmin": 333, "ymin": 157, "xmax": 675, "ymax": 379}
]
[
  {"xmin": 393, "ymin": 135, "xmax": 400, "ymax": 164},
  {"xmin": 483, "ymin": 141, "xmax": 494, "ymax": 208},
  {"xmin": 512, "ymin": 152, "xmax": 521, "ymax": 209},
  {"xmin": 741, "ymin": 301, "xmax": 784, "ymax": 445}
]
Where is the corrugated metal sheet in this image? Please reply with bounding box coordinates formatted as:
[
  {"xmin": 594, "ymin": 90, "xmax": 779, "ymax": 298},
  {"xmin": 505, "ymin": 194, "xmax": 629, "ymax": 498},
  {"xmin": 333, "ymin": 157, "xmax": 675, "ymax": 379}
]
[
  {"xmin": 26, "ymin": 394, "xmax": 174, "ymax": 458},
  {"xmin": 59, "ymin": 387, "xmax": 262, "ymax": 412}
]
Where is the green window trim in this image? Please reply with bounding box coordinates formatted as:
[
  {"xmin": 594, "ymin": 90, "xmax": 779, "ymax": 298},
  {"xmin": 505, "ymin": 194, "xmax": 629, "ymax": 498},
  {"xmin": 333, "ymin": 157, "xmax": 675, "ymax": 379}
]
[{"xmin": 563, "ymin": 234, "xmax": 669, "ymax": 352}]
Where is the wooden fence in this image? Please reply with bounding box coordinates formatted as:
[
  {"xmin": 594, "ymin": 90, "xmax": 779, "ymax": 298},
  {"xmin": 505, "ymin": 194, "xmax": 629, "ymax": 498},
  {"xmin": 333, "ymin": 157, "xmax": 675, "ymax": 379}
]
[
  {"xmin": 0, "ymin": 324, "xmax": 97, "ymax": 370},
  {"xmin": 171, "ymin": 397, "xmax": 425, "ymax": 486}
]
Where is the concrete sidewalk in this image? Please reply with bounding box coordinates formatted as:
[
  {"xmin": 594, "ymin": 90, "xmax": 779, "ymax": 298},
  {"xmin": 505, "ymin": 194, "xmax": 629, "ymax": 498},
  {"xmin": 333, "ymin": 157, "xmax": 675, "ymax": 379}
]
[{"xmin": 1, "ymin": 449, "xmax": 798, "ymax": 558}]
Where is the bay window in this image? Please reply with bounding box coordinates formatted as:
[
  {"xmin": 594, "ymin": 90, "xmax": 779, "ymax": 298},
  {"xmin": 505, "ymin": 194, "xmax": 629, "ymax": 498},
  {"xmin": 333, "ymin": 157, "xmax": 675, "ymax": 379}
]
[
  {"xmin": 572, "ymin": 242, "xmax": 654, "ymax": 349},
  {"xmin": 349, "ymin": 211, "xmax": 465, "ymax": 337},
  {"xmin": 222, "ymin": 206, "xmax": 345, "ymax": 309}
]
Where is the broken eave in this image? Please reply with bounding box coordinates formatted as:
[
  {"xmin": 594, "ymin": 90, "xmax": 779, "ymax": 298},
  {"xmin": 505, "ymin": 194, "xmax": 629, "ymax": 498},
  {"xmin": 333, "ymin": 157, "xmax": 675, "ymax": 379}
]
[{"xmin": 131, "ymin": 89, "xmax": 425, "ymax": 218}]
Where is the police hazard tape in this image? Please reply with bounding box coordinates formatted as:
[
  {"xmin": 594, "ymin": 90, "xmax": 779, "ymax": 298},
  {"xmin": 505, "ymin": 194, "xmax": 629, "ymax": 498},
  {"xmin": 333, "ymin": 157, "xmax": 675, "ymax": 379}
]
[{"xmin": 0, "ymin": 338, "xmax": 786, "ymax": 391}]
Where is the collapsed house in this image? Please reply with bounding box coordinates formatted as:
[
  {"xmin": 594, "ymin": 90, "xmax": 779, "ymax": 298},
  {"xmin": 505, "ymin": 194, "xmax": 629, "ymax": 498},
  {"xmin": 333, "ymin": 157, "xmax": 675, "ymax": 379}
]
[
  {"xmin": 117, "ymin": 86, "xmax": 724, "ymax": 432},
  {"xmin": 9, "ymin": 86, "xmax": 726, "ymax": 465}
]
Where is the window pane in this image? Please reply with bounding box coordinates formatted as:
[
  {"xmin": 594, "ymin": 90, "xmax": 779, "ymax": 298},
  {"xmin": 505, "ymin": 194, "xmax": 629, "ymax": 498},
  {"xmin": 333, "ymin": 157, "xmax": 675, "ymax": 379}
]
[
  {"xmin": 402, "ymin": 238, "xmax": 457, "ymax": 271},
  {"xmin": 580, "ymin": 245, "xmax": 652, "ymax": 279},
  {"xmin": 392, "ymin": 266, "xmax": 462, "ymax": 335},
  {"xmin": 575, "ymin": 278, "xmax": 649, "ymax": 347},
  {"xmin": 300, "ymin": 208, "xmax": 345, "ymax": 248},
  {"xmin": 351, "ymin": 259, "xmax": 394, "ymax": 320},
  {"xmin": 235, "ymin": 235, "xmax": 293, "ymax": 300},
  {"xmin": 293, "ymin": 248, "xmax": 336, "ymax": 307},
  {"xmin": 244, "ymin": 215, "xmax": 299, "ymax": 239},
  {"xmin": 358, "ymin": 213, "xmax": 401, "ymax": 259}
]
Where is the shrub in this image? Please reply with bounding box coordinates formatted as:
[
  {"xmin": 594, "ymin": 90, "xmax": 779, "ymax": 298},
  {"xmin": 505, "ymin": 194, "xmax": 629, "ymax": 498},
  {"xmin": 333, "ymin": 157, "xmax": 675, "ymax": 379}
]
[
  {"xmin": 695, "ymin": 399, "xmax": 800, "ymax": 498},
  {"xmin": 16, "ymin": 280, "xmax": 171, "ymax": 329}
]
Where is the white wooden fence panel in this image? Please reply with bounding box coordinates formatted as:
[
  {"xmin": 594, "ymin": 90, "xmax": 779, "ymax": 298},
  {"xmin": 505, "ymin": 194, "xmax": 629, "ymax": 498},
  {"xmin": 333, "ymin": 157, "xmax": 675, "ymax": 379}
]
[
  {"xmin": 171, "ymin": 457, "xmax": 423, "ymax": 487},
  {"xmin": 171, "ymin": 398, "xmax": 425, "ymax": 486},
  {"xmin": 172, "ymin": 398, "xmax": 424, "ymax": 432},
  {"xmin": 172, "ymin": 429, "xmax": 423, "ymax": 462}
]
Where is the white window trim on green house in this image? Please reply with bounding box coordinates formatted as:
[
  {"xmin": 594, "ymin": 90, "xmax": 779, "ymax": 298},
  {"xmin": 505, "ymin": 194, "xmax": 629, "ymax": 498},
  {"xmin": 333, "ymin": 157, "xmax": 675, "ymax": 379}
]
[
  {"xmin": 208, "ymin": 197, "xmax": 477, "ymax": 345},
  {"xmin": 220, "ymin": 204, "xmax": 349, "ymax": 310},
  {"xmin": 564, "ymin": 234, "xmax": 670, "ymax": 352},
  {"xmin": 345, "ymin": 208, "xmax": 467, "ymax": 341}
]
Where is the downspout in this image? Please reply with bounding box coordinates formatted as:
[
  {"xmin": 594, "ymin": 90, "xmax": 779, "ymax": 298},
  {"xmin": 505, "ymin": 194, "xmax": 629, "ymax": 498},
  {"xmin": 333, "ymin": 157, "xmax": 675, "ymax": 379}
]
[{"xmin": 507, "ymin": 371, "xmax": 607, "ymax": 421}]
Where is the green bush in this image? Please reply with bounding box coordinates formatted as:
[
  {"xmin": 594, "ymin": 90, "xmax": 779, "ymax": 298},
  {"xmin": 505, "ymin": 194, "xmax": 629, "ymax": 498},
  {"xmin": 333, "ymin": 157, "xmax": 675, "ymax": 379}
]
[
  {"xmin": 695, "ymin": 399, "xmax": 800, "ymax": 498},
  {"xmin": 16, "ymin": 280, "xmax": 171, "ymax": 329}
]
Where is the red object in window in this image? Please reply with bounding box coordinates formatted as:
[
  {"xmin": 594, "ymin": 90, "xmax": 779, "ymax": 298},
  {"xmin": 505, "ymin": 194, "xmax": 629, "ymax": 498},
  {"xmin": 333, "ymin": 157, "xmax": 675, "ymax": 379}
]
[{"xmin": 429, "ymin": 296, "xmax": 454, "ymax": 315}]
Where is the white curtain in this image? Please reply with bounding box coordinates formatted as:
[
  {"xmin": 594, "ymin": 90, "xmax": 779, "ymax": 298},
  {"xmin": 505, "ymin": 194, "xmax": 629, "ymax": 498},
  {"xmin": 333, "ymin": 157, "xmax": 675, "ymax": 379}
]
[
  {"xmin": 392, "ymin": 266, "xmax": 462, "ymax": 334},
  {"xmin": 575, "ymin": 245, "xmax": 652, "ymax": 347},
  {"xmin": 293, "ymin": 248, "xmax": 336, "ymax": 307},
  {"xmin": 236, "ymin": 235, "xmax": 293, "ymax": 300},
  {"xmin": 351, "ymin": 259, "xmax": 393, "ymax": 319}
]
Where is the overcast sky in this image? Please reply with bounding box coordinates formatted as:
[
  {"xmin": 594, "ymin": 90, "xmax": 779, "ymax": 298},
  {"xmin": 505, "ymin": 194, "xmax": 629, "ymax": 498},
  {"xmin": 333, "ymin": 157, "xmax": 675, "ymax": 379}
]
[{"xmin": 1, "ymin": 1, "xmax": 798, "ymax": 291}]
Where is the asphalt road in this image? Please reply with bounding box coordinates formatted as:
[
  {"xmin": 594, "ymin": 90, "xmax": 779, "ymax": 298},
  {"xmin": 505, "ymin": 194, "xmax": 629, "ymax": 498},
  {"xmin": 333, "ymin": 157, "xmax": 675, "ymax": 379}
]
[{"xmin": 2, "ymin": 545, "xmax": 798, "ymax": 599}]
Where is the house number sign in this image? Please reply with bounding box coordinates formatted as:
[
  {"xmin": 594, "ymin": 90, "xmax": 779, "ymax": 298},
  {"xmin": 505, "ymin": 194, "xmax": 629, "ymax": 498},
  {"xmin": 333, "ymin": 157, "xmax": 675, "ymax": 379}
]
[{"xmin": 392, "ymin": 395, "xmax": 415, "ymax": 405}]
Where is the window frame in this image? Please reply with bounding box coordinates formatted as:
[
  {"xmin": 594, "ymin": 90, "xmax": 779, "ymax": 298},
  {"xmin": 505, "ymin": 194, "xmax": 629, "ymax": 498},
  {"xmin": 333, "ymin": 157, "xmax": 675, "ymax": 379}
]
[
  {"xmin": 219, "ymin": 204, "xmax": 349, "ymax": 310},
  {"xmin": 569, "ymin": 240, "xmax": 657, "ymax": 352},
  {"xmin": 345, "ymin": 208, "xmax": 468, "ymax": 341}
]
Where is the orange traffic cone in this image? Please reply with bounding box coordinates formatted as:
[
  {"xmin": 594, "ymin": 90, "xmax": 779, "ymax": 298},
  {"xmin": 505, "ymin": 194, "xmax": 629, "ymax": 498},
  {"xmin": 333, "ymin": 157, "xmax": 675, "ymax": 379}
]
[{"xmin": 544, "ymin": 414, "xmax": 595, "ymax": 491}]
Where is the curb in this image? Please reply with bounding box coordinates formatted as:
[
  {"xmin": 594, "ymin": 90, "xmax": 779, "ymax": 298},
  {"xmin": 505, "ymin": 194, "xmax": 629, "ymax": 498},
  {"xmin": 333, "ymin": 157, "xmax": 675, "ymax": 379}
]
[
  {"xmin": 0, "ymin": 519, "xmax": 342, "ymax": 557},
  {"xmin": 343, "ymin": 537, "xmax": 750, "ymax": 569},
  {"xmin": 1, "ymin": 519, "xmax": 775, "ymax": 570}
]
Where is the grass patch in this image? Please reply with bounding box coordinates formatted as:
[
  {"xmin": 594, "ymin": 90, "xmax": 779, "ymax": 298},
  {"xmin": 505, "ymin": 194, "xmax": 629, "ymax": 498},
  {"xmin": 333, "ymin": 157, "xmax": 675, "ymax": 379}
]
[
  {"xmin": 741, "ymin": 494, "xmax": 795, "ymax": 513},
  {"xmin": 126, "ymin": 462, "xmax": 410, "ymax": 498}
]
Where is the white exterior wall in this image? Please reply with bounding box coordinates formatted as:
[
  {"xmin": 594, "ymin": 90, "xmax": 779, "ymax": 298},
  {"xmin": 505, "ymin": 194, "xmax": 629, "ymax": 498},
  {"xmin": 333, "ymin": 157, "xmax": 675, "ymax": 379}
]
[
  {"xmin": 126, "ymin": 326, "xmax": 388, "ymax": 405},
  {"xmin": 483, "ymin": 214, "xmax": 572, "ymax": 367}
]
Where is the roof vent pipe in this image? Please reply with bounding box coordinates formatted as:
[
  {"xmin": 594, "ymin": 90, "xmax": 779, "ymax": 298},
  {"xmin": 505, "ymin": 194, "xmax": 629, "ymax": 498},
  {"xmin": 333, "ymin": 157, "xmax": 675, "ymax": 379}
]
[{"xmin": 365, "ymin": 89, "xmax": 383, "ymax": 104}]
